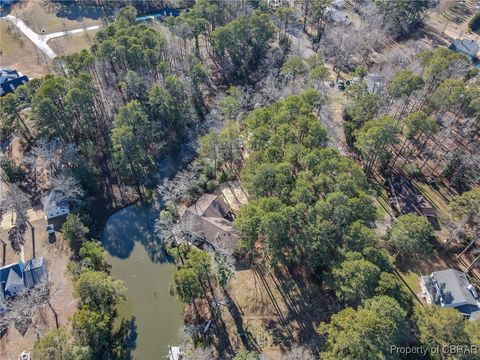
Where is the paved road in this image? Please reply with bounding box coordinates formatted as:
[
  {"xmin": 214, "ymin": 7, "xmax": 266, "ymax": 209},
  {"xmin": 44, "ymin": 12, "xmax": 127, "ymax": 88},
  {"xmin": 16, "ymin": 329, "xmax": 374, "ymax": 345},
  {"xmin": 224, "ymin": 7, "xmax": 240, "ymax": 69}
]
[
  {"xmin": 3, "ymin": 14, "xmax": 57, "ymax": 58},
  {"xmin": 1, "ymin": 15, "xmax": 100, "ymax": 59},
  {"xmin": 44, "ymin": 25, "xmax": 100, "ymax": 42}
]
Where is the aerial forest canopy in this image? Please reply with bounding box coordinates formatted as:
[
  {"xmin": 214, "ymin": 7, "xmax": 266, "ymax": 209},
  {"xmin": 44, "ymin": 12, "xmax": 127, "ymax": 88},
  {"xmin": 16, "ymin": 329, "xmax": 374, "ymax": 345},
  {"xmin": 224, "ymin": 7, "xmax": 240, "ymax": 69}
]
[
  {"xmin": 1, "ymin": 6, "xmax": 208, "ymax": 202},
  {"xmin": 235, "ymin": 91, "xmax": 379, "ymax": 274}
]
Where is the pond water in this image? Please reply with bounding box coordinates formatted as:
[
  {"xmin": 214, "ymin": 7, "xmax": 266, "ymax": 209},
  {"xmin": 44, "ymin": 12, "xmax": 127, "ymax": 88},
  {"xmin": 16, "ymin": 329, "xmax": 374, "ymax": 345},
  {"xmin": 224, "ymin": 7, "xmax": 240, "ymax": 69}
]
[
  {"xmin": 103, "ymin": 203, "xmax": 184, "ymax": 360},
  {"xmin": 102, "ymin": 145, "xmax": 195, "ymax": 360}
]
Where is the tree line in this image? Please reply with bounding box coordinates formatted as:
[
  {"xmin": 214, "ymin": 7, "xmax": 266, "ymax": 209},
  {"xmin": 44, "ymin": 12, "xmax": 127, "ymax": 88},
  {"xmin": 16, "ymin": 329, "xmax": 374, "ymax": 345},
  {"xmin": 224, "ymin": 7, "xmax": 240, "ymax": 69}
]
[{"xmin": 32, "ymin": 213, "xmax": 131, "ymax": 359}]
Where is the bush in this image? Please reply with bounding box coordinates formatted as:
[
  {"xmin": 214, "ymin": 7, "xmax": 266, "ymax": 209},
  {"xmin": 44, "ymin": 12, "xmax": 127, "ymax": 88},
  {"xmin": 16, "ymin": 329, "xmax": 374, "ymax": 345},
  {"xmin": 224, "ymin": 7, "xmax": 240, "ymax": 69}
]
[
  {"xmin": 403, "ymin": 163, "xmax": 422, "ymax": 179},
  {"xmin": 465, "ymin": 67, "xmax": 479, "ymax": 81},
  {"xmin": 206, "ymin": 180, "xmax": 219, "ymax": 192},
  {"xmin": 469, "ymin": 12, "xmax": 480, "ymax": 32},
  {"xmin": 62, "ymin": 214, "xmax": 89, "ymax": 254},
  {"xmin": 0, "ymin": 158, "xmax": 26, "ymax": 183}
]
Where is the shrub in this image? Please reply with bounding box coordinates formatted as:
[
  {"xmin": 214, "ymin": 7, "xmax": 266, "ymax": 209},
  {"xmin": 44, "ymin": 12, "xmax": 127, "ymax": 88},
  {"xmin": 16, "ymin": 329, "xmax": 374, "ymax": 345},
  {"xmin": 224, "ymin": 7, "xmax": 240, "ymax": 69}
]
[
  {"xmin": 469, "ymin": 12, "xmax": 480, "ymax": 32},
  {"xmin": 206, "ymin": 180, "xmax": 219, "ymax": 192},
  {"xmin": 403, "ymin": 163, "xmax": 422, "ymax": 179}
]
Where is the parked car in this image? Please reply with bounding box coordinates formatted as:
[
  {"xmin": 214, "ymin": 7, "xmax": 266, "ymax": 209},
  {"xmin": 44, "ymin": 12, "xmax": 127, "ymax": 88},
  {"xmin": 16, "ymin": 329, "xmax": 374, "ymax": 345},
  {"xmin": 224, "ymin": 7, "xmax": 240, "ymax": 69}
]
[{"xmin": 46, "ymin": 224, "xmax": 56, "ymax": 243}]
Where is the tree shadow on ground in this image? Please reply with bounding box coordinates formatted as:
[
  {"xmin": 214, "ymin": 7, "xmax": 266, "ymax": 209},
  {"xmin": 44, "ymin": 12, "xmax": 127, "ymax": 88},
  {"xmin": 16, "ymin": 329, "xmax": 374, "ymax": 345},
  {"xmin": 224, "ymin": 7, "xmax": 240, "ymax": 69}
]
[
  {"xmin": 221, "ymin": 289, "xmax": 254, "ymax": 351},
  {"xmin": 55, "ymin": 5, "xmax": 114, "ymax": 21},
  {"xmin": 253, "ymin": 264, "xmax": 338, "ymax": 354}
]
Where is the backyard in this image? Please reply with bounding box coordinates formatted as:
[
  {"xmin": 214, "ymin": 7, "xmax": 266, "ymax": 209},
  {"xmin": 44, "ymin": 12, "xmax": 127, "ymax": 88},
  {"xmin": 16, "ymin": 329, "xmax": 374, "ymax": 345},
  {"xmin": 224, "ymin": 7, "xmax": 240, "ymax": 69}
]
[{"xmin": 0, "ymin": 213, "xmax": 76, "ymax": 359}]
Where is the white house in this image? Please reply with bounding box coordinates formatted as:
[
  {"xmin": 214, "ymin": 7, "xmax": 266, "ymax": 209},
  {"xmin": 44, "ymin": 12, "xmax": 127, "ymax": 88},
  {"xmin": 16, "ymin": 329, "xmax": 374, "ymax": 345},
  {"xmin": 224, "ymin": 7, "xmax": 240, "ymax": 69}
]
[
  {"xmin": 420, "ymin": 269, "xmax": 480, "ymax": 320},
  {"xmin": 44, "ymin": 191, "xmax": 69, "ymax": 220}
]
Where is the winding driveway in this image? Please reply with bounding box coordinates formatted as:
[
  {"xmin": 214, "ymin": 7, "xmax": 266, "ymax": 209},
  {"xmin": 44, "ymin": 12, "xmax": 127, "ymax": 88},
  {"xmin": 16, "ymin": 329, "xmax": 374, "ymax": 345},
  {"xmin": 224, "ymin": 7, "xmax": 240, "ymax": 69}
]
[{"xmin": 1, "ymin": 14, "xmax": 100, "ymax": 59}]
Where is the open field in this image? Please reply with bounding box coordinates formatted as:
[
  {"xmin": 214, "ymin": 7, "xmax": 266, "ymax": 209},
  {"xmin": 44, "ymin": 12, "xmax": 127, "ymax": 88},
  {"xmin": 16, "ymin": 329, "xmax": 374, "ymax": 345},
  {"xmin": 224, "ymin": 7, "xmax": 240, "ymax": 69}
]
[
  {"xmin": 0, "ymin": 214, "xmax": 76, "ymax": 359},
  {"xmin": 7, "ymin": 0, "xmax": 104, "ymax": 34},
  {"xmin": 0, "ymin": 21, "xmax": 50, "ymax": 78},
  {"xmin": 48, "ymin": 29, "xmax": 98, "ymax": 56}
]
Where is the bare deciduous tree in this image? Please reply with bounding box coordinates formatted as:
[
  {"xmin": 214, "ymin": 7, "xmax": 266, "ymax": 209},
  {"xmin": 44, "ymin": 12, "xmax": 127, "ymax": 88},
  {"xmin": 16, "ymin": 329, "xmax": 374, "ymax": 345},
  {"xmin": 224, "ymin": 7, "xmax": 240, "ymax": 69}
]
[
  {"xmin": 0, "ymin": 184, "xmax": 30, "ymax": 252},
  {"xmin": 0, "ymin": 281, "xmax": 51, "ymax": 336},
  {"xmin": 49, "ymin": 174, "xmax": 84, "ymax": 205}
]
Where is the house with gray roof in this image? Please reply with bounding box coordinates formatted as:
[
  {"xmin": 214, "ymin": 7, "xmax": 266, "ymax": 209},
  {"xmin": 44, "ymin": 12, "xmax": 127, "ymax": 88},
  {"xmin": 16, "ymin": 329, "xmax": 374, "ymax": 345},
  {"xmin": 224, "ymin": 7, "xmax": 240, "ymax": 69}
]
[
  {"xmin": 449, "ymin": 39, "xmax": 479, "ymax": 61},
  {"xmin": 0, "ymin": 69, "xmax": 29, "ymax": 97},
  {"xmin": 184, "ymin": 193, "xmax": 239, "ymax": 252},
  {"xmin": 0, "ymin": 262, "xmax": 26, "ymax": 301},
  {"xmin": 24, "ymin": 257, "xmax": 47, "ymax": 289},
  {"xmin": 0, "ymin": 257, "xmax": 47, "ymax": 302},
  {"xmin": 44, "ymin": 191, "xmax": 70, "ymax": 220},
  {"xmin": 420, "ymin": 269, "xmax": 480, "ymax": 320}
]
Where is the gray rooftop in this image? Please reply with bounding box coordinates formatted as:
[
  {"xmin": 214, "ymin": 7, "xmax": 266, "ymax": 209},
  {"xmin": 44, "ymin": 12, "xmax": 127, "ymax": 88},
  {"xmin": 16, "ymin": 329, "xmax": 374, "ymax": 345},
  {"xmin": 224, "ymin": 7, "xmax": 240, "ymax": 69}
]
[
  {"xmin": 24, "ymin": 257, "xmax": 47, "ymax": 289},
  {"xmin": 0, "ymin": 262, "xmax": 26, "ymax": 298},
  {"xmin": 186, "ymin": 194, "xmax": 231, "ymax": 218},
  {"xmin": 450, "ymin": 38, "xmax": 479, "ymax": 58},
  {"xmin": 424, "ymin": 269, "xmax": 479, "ymax": 313}
]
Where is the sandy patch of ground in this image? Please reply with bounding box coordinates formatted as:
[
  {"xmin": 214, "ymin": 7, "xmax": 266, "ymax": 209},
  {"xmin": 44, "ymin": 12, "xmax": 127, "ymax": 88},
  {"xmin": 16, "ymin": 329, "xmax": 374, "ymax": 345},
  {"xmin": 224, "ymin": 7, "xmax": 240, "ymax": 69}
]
[{"xmin": 0, "ymin": 215, "xmax": 76, "ymax": 360}]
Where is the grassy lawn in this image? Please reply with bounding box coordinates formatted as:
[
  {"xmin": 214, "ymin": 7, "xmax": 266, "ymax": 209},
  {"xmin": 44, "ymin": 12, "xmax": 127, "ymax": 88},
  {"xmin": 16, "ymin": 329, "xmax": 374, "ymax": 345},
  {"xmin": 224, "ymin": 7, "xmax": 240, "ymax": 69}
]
[
  {"xmin": 413, "ymin": 180, "xmax": 455, "ymax": 223},
  {"xmin": 48, "ymin": 29, "xmax": 98, "ymax": 56},
  {"xmin": 0, "ymin": 21, "xmax": 51, "ymax": 78},
  {"xmin": 374, "ymin": 186, "xmax": 393, "ymax": 219},
  {"xmin": 215, "ymin": 264, "xmax": 329, "ymax": 358},
  {"xmin": 396, "ymin": 249, "xmax": 455, "ymax": 302},
  {"xmin": 8, "ymin": 0, "xmax": 104, "ymax": 33}
]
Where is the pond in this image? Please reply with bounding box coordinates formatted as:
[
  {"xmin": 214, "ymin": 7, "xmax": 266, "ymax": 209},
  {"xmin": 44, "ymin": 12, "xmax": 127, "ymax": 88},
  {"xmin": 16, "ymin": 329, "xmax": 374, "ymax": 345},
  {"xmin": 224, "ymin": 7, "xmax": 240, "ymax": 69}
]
[
  {"xmin": 103, "ymin": 203, "xmax": 184, "ymax": 360},
  {"xmin": 102, "ymin": 145, "xmax": 195, "ymax": 359}
]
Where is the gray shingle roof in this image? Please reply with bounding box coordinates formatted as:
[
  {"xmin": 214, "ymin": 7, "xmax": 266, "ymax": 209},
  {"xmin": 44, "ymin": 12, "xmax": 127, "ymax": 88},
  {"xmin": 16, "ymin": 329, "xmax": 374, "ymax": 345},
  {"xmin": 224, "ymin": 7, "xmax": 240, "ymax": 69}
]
[
  {"xmin": 0, "ymin": 262, "xmax": 25, "ymax": 298},
  {"xmin": 24, "ymin": 257, "xmax": 47, "ymax": 288},
  {"xmin": 425, "ymin": 269, "xmax": 479, "ymax": 313},
  {"xmin": 449, "ymin": 39, "xmax": 479, "ymax": 58},
  {"xmin": 186, "ymin": 194, "xmax": 230, "ymax": 218}
]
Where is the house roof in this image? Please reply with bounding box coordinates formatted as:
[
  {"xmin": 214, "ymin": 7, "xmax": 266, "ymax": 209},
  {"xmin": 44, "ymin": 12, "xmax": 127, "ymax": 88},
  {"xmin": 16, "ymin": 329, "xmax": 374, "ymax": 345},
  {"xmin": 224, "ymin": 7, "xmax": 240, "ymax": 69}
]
[
  {"xmin": 389, "ymin": 176, "xmax": 435, "ymax": 217},
  {"xmin": 0, "ymin": 258, "xmax": 48, "ymax": 298},
  {"xmin": 0, "ymin": 262, "xmax": 25, "ymax": 298},
  {"xmin": 184, "ymin": 193, "xmax": 239, "ymax": 252},
  {"xmin": 0, "ymin": 262, "xmax": 23, "ymax": 284},
  {"xmin": 424, "ymin": 269, "xmax": 479, "ymax": 313},
  {"xmin": 44, "ymin": 191, "xmax": 70, "ymax": 214},
  {"xmin": 366, "ymin": 74, "xmax": 385, "ymax": 94},
  {"xmin": 449, "ymin": 39, "xmax": 479, "ymax": 58},
  {"xmin": 24, "ymin": 257, "xmax": 47, "ymax": 288},
  {"xmin": 0, "ymin": 69, "xmax": 28, "ymax": 96},
  {"xmin": 186, "ymin": 194, "xmax": 230, "ymax": 218}
]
